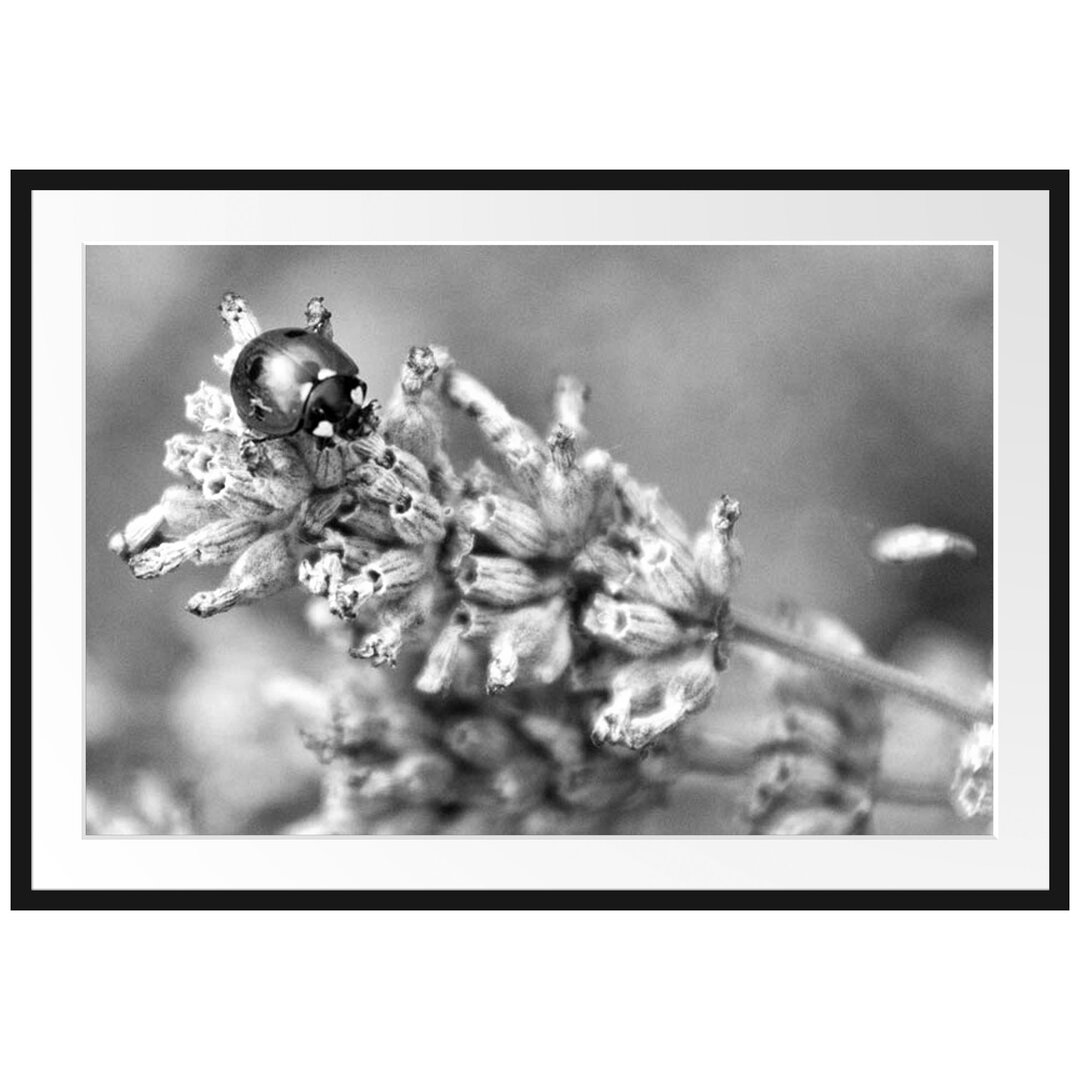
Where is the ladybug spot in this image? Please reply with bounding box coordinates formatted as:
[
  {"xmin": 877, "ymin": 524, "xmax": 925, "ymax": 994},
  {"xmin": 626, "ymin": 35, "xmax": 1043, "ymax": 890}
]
[{"xmin": 283, "ymin": 329, "xmax": 306, "ymax": 339}]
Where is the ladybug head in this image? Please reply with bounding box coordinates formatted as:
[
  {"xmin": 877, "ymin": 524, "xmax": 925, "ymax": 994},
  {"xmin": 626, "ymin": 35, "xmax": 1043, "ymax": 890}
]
[{"xmin": 303, "ymin": 374, "xmax": 377, "ymax": 440}]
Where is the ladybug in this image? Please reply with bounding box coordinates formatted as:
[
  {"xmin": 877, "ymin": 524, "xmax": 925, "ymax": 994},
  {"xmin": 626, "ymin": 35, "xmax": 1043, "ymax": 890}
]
[{"xmin": 230, "ymin": 328, "xmax": 377, "ymax": 440}]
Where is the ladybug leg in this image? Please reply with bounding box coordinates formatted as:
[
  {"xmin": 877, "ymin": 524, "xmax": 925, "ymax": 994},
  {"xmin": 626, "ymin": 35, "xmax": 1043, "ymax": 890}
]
[
  {"xmin": 238, "ymin": 430, "xmax": 282, "ymax": 468},
  {"xmin": 357, "ymin": 399, "xmax": 380, "ymax": 437},
  {"xmin": 340, "ymin": 399, "xmax": 380, "ymax": 440}
]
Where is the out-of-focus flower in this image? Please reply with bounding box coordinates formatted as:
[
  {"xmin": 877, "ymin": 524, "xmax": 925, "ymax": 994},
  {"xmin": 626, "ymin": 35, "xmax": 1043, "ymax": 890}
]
[
  {"xmin": 731, "ymin": 606, "xmax": 882, "ymax": 834},
  {"xmin": 951, "ymin": 719, "xmax": 994, "ymax": 819},
  {"xmin": 167, "ymin": 611, "xmax": 327, "ymax": 833},
  {"xmin": 290, "ymin": 669, "xmax": 662, "ymax": 834},
  {"xmin": 86, "ymin": 772, "xmax": 194, "ymax": 835},
  {"xmin": 873, "ymin": 627, "xmax": 993, "ymax": 834},
  {"xmin": 870, "ymin": 524, "xmax": 977, "ymax": 565}
]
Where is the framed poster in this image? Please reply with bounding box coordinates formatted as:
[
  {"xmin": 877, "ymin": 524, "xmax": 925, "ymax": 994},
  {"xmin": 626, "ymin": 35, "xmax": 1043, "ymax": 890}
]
[{"xmin": 11, "ymin": 170, "xmax": 1066, "ymax": 908}]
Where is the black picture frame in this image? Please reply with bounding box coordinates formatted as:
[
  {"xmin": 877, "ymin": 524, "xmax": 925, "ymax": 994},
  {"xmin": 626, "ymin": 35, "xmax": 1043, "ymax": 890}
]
[{"xmin": 10, "ymin": 169, "xmax": 1068, "ymax": 911}]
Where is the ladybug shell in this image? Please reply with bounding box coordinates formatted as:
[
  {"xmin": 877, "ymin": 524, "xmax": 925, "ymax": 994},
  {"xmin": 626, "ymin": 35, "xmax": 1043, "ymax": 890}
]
[{"xmin": 230, "ymin": 328, "xmax": 360, "ymax": 436}]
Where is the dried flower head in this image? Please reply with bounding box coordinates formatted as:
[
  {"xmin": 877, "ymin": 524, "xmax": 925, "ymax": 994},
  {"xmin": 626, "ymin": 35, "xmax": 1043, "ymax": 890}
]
[
  {"xmin": 737, "ymin": 607, "xmax": 882, "ymax": 834},
  {"xmin": 111, "ymin": 292, "xmax": 991, "ymax": 835}
]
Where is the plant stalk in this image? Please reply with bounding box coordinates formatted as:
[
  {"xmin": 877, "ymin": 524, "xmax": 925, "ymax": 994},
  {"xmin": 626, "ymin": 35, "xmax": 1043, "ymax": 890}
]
[{"xmin": 730, "ymin": 604, "xmax": 991, "ymax": 729}]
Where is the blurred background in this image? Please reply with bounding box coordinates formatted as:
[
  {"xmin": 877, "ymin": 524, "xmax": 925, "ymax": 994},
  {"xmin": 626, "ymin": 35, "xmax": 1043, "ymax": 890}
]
[{"xmin": 86, "ymin": 245, "xmax": 993, "ymax": 834}]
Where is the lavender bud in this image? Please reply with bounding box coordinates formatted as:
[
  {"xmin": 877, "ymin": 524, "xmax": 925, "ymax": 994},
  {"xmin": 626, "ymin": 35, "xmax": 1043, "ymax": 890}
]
[
  {"xmin": 163, "ymin": 432, "xmax": 215, "ymax": 480},
  {"xmin": 461, "ymin": 459, "xmax": 516, "ymax": 499},
  {"xmin": 579, "ymin": 446, "xmax": 615, "ymax": 483},
  {"xmin": 746, "ymin": 752, "xmax": 842, "ymax": 820},
  {"xmin": 211, "ymin": 483, "xmax": 292, "ymax": 529},
  {"xmin": 573, "ymin": 533, "xmax": 639, "ymax": 595},
  {"xmin": 159, "ymin": 485, "xmax": 221, "ymax": 536},
  {"xmin": 109, "ymin": 502, "xmax": 167, "ymax": 558},
  {"xmin": 186, "ymin": 530, "xmax": 297, "ymax": 617},
  {"xmin": 487, "ymin": 757, "xmax": 550, "ymax": 809},
  {"xmin": 379, "ymin": 445, "xmax": 432, "ymax": 494},
  {"xmin": 304, "ymin": 296, "xmax": 333, "ymax": 338},
  {"xmin": 296, "ymin": 489, "xmax": 351, "ymax": 539},
  {"xmin": 355, "ymin": 462, "xmax": 408, "ymax": 506},
  {"xmin": 350, "ymin": 624, "xmax": 406, "ymax": 667},
  {"xmin": 127, "ymin": 517, "xmax": 263, "ymax": 579},
  {"xmin": 457, "ymin": 555, "xmax": 556, "ymax": 608},
  {"xmin": 217, "ymin": 290, "xmax": 261, "ymax": 361},
  {"xmin": 439, "ymin": 519, "xmax": 475, "ymax": 575},
  {"xmin": 415, "ymin": 619, "xmax": 467, "ymax": 695},
  {"xmin": 185, "ymin": 381, "xmax": 242, "ymax": 435},
  {"xmin": 346, "ymin": 428, "xmax": 390, "ymax": 467},
  {"xmin": 484, "ymin": 597, "xmax": 573, "ymax": 693},
  {"xmin": 450, "ymin": 600, "xmax": 500, "ymax": 642},
  {"xmin": 333, "ymin": 549, "xmax": 430, "ymax": 619},
  {"xmin": 250, "ymin": 436, "xmax": 310, "ymax": 485},
  {"xmin": 338, "ymin": 763, "xmax": 402, "ymax": 815},
  {"xmin": 870, "ymin": 524, "xmax": 977, "ymax": 565},
  {"xmin": 389, "ymin": 489, "xmax": 448, "ymax": 545},
  {"xmin": 349, "ymin": 583, "xmax": 434, "ymax": 667},
  {"xmin": 381, "ymin": 346, "xmax": 447, "ymax": 467},
  {"xmin": 551, "ymin": 375, "xmax": 589, "ymax": 439},
  {"xmin": 767, "ymin": 704, "xmax": 854, "ymax": 764},
  {"xmin": 555, "ymin": 758, "xmax": 638, "ymax": 811},
  {"xmin": 534, "ymin": 429, "xmax": 596, "ymax": 552},
  {"xmin": 590, "ymin": 688, "xmax": 632, "ymax": 747},
  {"xmin": 950, "ymin": 722, "xmax": 994, "ymax": 819},
  {"xmin": 580, "ymin": 453, "xmax": 618, "ymax": 528},
  {"xmin": 389, "ymin": 750, "xmax": 457, "ymax": 806},
  {"xmin": 592, "ymin": 646, "xmax": 717, "ymax": 750},
  {"xmin": 759, "ymin": 800, "xmax": 872, "ymax": 835},
  {"xmin": 319, "ymin": 531, "xmax": 383, "ymax": 573},
  {"xmin": 581, "ymin": 594, "xmax": 689, "ymax": 657},
  {"xmin": 446, "ymin": 717, "xmax": 523, "ymax": 769},
  {"xmin": 518, "ymin": 712, "xmax": 587, "ymax": 767},
  {"xmin": 317, "ymin": 761, "xmax": 382, "ymax": 828},
  {"xmin": 336, "ymin": 501, "xmax": 400, "ymax": 543},
  {"xmin": 299, "ymin": 551, "xmax": 345, "ymax": 597},
  {"xmin": 546, "ymin": 424, "xmax": 578, "ymax": 473},
  {"xmin": 329, "ymin": 692, "xmax": 438, "ymax": 755},
  {"xmin": 443, "ymin": 369, "xmax": 545, "ymax": 481},
  {"xmin": 308, "ymin": 442, "xmax": 347, "ymax": 491},
  {"xmin": 693, "ymin": 495, "xmax": 743, "ymax": 598},
  {"xmin": 627, "ymin": 534, "xmax": 702, "ymax": 615},
  {"xmin": 463, "ymin": 492, "xmax": 549, "ymax": 560}
]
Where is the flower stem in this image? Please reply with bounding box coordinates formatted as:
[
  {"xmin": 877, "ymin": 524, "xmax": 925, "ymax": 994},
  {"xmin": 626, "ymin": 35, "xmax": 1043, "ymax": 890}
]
[{"xmin": 729, "ymin": 604, "xmax": 991, "ymax": 729}]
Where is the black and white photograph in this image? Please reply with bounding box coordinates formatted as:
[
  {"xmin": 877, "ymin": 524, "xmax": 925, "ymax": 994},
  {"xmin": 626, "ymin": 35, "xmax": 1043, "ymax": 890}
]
[
  {"xmin": 3, "ymin": 11, "xmax": 1071, "ymax": 1076},
  {"xmin": 88, "ymin": 243, "xmax": 996, "ymax": 838}
]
